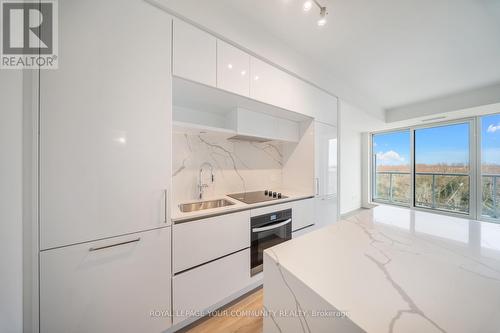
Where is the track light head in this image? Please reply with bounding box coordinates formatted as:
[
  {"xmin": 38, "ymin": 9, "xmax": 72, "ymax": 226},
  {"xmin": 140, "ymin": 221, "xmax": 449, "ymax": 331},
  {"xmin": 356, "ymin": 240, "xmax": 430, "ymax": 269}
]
[
  {"xmin": 303, "ymin": 1, "xmax": 312, "ymax": 11},
  {"xmin": 317, "ymin": 7, "xmax": 328, "ymax": 26}
]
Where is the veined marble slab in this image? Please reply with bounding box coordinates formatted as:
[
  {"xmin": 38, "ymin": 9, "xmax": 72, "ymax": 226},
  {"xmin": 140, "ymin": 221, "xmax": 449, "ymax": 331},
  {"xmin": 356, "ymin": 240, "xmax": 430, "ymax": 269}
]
[{"xmin": 263, "ymin": 205, "xmax": 500, "ymax": 333}]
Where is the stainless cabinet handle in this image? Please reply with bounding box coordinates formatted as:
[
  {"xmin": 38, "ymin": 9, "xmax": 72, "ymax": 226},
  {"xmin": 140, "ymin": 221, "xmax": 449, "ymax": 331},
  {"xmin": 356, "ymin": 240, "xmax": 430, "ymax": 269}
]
[
  {"xmin": 315, "ymin": 178, "xmax": 320, "ymax": 196},
  {"xmin": 163, "ymin": 189, "xmax": 168, "ymax": 224},
  {"xmin": 252, "ymin": 219, "xmax": 292, "ymax": 232},
  {"xmin": 89, "ymin": 238, "xmax": 140, "ymax": 252}
]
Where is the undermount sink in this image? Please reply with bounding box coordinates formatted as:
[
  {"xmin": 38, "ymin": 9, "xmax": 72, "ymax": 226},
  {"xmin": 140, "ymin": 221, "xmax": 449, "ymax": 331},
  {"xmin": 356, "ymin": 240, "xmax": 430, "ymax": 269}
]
[{"xmin": 179, "ymin": 199, "xmax": 235, "ymax": 213}]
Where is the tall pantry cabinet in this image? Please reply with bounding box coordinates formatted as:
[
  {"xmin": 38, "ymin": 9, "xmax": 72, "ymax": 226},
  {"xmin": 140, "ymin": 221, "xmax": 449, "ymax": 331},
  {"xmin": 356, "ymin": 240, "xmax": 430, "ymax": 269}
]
[{"xmin": 38, "ymin": 0, "xmax": 173, "ymax": 332}]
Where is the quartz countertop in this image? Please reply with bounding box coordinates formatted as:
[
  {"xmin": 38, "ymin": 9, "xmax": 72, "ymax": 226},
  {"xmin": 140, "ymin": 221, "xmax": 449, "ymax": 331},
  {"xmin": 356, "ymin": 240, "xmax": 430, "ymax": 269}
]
[
  {"xmin": 264, "ymin": 205, "xmax": 500, "ymax": 333},
  {"xmin": 171, "ymin": 190, "xmax": 314, "ymax": 223}
]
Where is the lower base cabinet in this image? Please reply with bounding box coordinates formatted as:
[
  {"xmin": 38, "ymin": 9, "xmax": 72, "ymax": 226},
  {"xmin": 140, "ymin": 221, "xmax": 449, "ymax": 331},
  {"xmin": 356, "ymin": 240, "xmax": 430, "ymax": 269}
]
[
  {"xmin": 40, "ymin": 227, "xmax": 172, "ymax": 333},
  {"xmin": 291, "ymin": 198, "xmax": 315, "ymax": 231},
  {"xmin": 172, "ymin": 248, "xmax": 254, "ymax": 325},
  {"xmin": 292, "ymin": 225, "xmax": 315, "ymax": 238},
  {"xmin": 315, "ymin": 196, "xmax": 337, "ymax": 228}
]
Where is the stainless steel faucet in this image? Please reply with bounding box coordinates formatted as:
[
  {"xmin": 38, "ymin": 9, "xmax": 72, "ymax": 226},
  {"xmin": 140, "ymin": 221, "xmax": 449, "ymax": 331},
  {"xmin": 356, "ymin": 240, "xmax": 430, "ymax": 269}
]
[{"xmin": 198, "ymin": 162, "xmax": 214, "ymax": 199}]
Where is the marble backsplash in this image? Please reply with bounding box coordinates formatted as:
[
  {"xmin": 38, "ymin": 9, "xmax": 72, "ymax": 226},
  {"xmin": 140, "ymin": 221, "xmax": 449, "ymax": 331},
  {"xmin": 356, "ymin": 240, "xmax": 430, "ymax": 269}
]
[{"xmin": 172, "ymin": 132, "xmax": 284, "ymax": 203}]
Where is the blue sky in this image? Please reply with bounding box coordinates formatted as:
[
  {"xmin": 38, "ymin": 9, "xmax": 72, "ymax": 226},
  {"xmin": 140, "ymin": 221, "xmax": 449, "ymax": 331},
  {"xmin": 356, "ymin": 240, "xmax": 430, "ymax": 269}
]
[
  {"xmin": 373, "ymin": 131, "xmax": 410, "ymax": 166},
  {"xmin": 482, "ymin": 114, "xmax": 500, "ymax": 165},
  {"xmin": 373, "ymin": 114, "xmax": 500, "ymax": 166},
  {"xmin": 415, "ymin": 123, "xmax": 469, "ymax": 165}
]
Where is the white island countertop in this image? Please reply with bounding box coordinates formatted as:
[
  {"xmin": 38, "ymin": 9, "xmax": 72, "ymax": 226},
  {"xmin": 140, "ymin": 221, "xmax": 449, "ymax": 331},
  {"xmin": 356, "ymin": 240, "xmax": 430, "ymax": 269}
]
[{"xmin": 263, "ymin": 205, "xmax": 500, "ymax": 333}]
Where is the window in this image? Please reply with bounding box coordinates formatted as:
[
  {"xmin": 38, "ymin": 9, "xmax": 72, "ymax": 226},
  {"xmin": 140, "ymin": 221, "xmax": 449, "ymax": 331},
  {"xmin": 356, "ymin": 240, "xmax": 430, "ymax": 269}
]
[
  {"xmin": 480, "ymin": 114, "xmax": 500, "ymax": 220},
  {"xmin": 371, "ymin": 116, "xmax": 500, "ymax": 222},
  {"xmin": 372, "ymin": 131, "xmax": 411, "ymax": 205},
  {"xmin": 414, "ymin": 123, "xmax": 470, "ymax": 214}
]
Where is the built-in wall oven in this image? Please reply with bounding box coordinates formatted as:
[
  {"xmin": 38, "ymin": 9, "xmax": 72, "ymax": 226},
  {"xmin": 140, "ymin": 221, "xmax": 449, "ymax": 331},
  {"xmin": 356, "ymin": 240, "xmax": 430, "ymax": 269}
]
[{"xmin": 250, "ymin": 209, "xmax": 292, "ymax": 276}]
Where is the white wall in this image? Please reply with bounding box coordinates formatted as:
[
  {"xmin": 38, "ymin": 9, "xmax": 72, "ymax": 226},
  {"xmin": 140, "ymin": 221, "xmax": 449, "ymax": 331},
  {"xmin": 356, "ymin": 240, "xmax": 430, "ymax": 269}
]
[
  {"xmin": 339, "ymin": 100, "xmax": 385, "ymax": 215},
  {"xmin": 0, "ymin": 71, "xmax": 24, "ymax": 333}
]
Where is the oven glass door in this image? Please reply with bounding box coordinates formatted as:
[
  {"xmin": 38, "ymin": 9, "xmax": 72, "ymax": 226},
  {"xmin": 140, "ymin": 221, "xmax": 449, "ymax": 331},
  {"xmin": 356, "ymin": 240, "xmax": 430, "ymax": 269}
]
[{"xmin": 251, "ymin": 218, "xmax": 291, "ymax": 275}]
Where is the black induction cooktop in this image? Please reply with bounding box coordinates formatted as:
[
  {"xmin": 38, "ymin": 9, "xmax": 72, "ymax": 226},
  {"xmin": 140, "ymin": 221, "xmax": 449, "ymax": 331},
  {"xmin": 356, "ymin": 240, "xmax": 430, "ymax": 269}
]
[{"xmin": 227, "ymin": 190, "xmax": 287, "ymax": 204}]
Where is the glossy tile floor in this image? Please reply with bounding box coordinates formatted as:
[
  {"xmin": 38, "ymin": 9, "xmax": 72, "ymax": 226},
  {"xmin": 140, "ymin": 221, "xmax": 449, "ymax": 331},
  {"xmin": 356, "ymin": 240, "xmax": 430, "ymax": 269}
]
[{"xmin": 183, "ymin": 288, "xmax": 263, "ymax": 333}]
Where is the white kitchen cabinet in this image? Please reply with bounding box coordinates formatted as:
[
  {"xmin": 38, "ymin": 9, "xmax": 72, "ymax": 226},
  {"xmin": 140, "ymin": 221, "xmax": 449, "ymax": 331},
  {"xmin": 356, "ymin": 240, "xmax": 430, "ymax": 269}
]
[
  {"xmin": 314, "ymin": 121, "xmax": 338, "ymax": 225},
  {"xmin": 173, "ymin": 211, "xmax": 250, "ymax": 273},
  {"xmin": 217, "ymin": 40, "xmax": 250, "ymax": 96},
  {"xmin": 301, "ymin": 83, "xmax": 338, "ymax": 126},
  {"xmin": 315, "ymin": 196, "xmax": 338, "ymax": 228},
  {"xmin": 40, "ymin": 228, "xmax": 172, "ymax": 333},
  {"xmin": 250, "ymin": 57, "xmax": 337, "ymax": 125},
  {"xmin": 230, "ymin": 108, "xmax": 299, "ymax": 142},
  {"xmin": 173, "ymin": 20, "xmax": 217, "ymax": 87},
  {"xmin": 292, "ymin": 224, "xmax": 315, "ymax": 238},
  {"xmin": 291, "ymin": 198, "xmax": 315, "ymax": 231},
  {"xmin": 173, "ymin": 249, "xmax": 253, "ymax": 325},
  {"xmin": 250, "ymin": 57, "xmax": 295, "ymax": 112},
  {"xmin": 39, "ymin": 0, "xmax": 172, "ymax": 250},
  {"xmin": 315, "ymin": 122, "xmax": 338, "ymax": 197}
]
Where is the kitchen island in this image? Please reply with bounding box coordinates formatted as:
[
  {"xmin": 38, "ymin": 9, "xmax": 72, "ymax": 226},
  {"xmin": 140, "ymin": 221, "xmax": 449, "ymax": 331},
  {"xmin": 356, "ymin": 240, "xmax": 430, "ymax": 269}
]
[{"xmin": 263, "ymin": 205, "xmax": 500, "ymax": 333}]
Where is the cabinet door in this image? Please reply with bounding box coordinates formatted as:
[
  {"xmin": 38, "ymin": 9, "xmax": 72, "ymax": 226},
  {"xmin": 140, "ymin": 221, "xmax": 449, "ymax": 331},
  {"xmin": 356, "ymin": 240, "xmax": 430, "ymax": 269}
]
[
  {"xmin": 300, "ymin": 83, "xmax": 338, "ymax": 126},
  {"xmin": 173, "ymin": 211, "xmax": 250, "ymax": 273},
  {"xmin": 292, "ymin": 198, "xmax": 315, "ymax": 231},
  {"xmin": 39, "ymin": 0, "xmax": 172, "ymax": 250},
  {"xmin": 292, "ymin": 224, "xmax": 315, "ymax": 238},
  {"xmin": 314, "ymin": 122, "xmax": 338, "ymax": 197},
  {"xmin": 217, "ymin": 40, "xmax": 250, "ymax": 96},
  {"xmin": 250, "ymin": 57, "xmax": 295, "ymax": 111},
  {"xmin": 234, "ymin": 108, "xmax": 299, "ymax": 142},
  {"xmin": 40, "ymin": 228, "xmax": 172, "ymax": 333},
  {"xmin": 315, "ymin": 196, "xmax": 338, "ymax": 228},
  {"xmin": 173, "ymin": 20, "xmax": 216, "ymax": 87}
]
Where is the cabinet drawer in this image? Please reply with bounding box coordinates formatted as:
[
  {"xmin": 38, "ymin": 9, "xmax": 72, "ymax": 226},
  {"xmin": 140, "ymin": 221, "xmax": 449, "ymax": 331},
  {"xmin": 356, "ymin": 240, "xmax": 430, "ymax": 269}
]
[
  {"xmin": 40, "ymin": 228, "xmax": 171, "ymax": 333},
  {"xmin": 173, "ymin": 249, "xmax": 252, "ymax": 324},
  {"xmin": 292, "ymin": 198, "xmax": 315, "ymax": 231},
  {"xmin": 250, "ymin": 202, "xmax": 293, "ymax": 217},
  {"xmin": 173, "ymin": 210, "xmax": 250, "ymax": 273},
  {"xmin": 292, "ymin": 224, "xmax": 315, "ymax": 239}
]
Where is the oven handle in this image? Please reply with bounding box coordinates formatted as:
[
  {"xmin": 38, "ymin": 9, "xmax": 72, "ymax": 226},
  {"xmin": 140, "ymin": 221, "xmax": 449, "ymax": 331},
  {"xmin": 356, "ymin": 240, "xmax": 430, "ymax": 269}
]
[{"xmin": 252, "ymin": 218, "xmax": 292, "ymax": 232}]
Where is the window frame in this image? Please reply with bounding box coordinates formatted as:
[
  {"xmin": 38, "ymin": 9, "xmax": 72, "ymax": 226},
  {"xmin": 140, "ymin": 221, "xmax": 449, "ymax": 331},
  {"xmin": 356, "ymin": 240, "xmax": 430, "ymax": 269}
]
[
  {"xmin": 476, "ymin": 114, "xmax": 500, "ymax": 223},
  {"xmin": 370, "ymin": 117, "xmax": 483, "ymax": 221}
]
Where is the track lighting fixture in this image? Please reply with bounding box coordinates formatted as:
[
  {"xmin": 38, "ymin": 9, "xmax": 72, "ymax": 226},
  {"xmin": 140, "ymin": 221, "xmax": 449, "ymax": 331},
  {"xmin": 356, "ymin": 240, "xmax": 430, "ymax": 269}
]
[{"xmin": 302, "ymin": 0, "xmax": 328, "ymax": 26}]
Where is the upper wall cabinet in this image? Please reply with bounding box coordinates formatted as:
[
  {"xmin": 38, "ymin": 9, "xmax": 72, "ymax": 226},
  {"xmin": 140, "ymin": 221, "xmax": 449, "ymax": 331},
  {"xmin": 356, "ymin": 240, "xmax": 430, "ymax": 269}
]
[
  {"xmin": 217, "ymin": 40, "xmax": 250, "ymax": 96},
  {"xmin": 230, "ymin": 108, "xmax": 299, "ymax": 142},
  {"xmin": 302, "ymin": 82, "xmax": 338, "ymax": 126},
  {"xmin": 250, "ymin": 57, "xmax": 338, "ymax": 126},
  {"xmin": 40, "ymin": 0, "xmax": 172, "ymax": 250},
  {"xmin": 173, "ymin": 20, "xmax": 217, "ymax": 87},
  {"xmin": 172, "ymin": 21, "xmax": 337, "ymax": 125},
  {"xmin": 250, "ymin": 57, "xmax": 294, "ymax": 112}
]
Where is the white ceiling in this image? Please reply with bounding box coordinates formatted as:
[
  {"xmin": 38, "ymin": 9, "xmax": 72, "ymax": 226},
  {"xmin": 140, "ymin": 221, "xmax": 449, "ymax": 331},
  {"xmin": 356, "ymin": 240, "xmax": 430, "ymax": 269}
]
[{"xmin": 221, "ymin": 0, "xmax": 500, "ymax": 110}]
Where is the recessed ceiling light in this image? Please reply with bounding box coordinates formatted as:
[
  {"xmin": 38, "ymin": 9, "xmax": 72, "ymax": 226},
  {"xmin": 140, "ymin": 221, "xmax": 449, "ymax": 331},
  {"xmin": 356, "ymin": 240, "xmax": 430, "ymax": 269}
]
[{"xmin": 227, "ymin": 63, "xmax": 233, "ymax": 69}]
